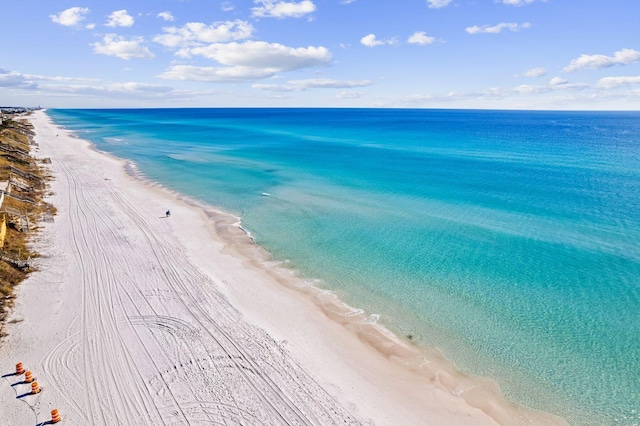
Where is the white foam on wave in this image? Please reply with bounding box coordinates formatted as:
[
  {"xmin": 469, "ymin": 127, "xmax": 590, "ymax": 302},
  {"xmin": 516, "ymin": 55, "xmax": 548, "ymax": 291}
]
[
  {"xmin": 124, "ymin": 161, "xmax": 142, "ymax": 179},
  {"xmin": 345, "ymin": 307, "xmax": 365, "ymax": 317},
  {"xmin": 364, "ymin": 314, "xmax": 380, "ymax": 324}
]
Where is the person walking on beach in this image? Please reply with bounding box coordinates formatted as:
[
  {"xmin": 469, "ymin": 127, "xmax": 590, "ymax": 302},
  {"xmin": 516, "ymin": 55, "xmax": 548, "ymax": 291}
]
[{"xmin": 166, "ymin": 210, "xmax": 171, "ymax": 217}]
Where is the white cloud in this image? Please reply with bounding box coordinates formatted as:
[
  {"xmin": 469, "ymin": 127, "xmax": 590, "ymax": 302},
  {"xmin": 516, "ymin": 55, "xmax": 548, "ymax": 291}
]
[
  {"xmin": 41, "ymin": 82, "xmax": 207, "ymax": 100},
  {"xmin": 549, "ymin": 76, "xmax": 568, "ymax": 85},
  {"xmin": 300, "ymin": 78, "xmax": 371, "ymax": 88},
  {"xmin": 411, "ymin": 87, "xmax": 507, "ymax": 102},
  {"xmin": 427, "ymin": 0, "xmax": 452, "ymax": 8},
  {"xmin": 597, "ymin": 76, "xmax": 640, "ymax": 89},
  {"xmin": 22, "ymin": 73, "xmax": 100, "ymax": 83},
  {"xmin": 252, "ymin": 83, "xmax": 297, "ymax": 92},
  {"xmin": 0, "ymin": 69, "xmax": 97, "ymax": 92},
  {"xmin": 519, "ymin": 67, "xmax": 547, "ymax": 77},
  {"xmin": 336, "ymin": 91, "xmax": 367, "ymax": 99},
  {"xmin": 154, "ymin": 21, "xmax": 254, "ymax": 48},
  {"xmin": 159, "ymin": 41, "xmax": 332, "ymax": 82},
  {"xmin": 383, "ymin": 79, "xmax": 594, "ymax": 107},
  {"xmin": 511, "ymin": 81, "xmax": 588, "ymax": 93},
  {"xmin": 253, "ymin": 78, "xmax": 373, "ymax": 91},
  {"xmin": 2, "ymin": 68, "xmax": 210, "ymax": 101},
  {"xmin": 513, "ymin": 77, "xmax": 587, "ymax": 91},
  {"xmin": 518, "ymin": 78, "xmax": 588, "ymax": 91},
  {"xmin": 157, "ymin": 11, "xmax": 175, "ymax": 22},
  {"xmin": 85, "ymin": 23, "xmax": 96, "ymax": 30},
  {"xmin": 361, "ymin": 34, "xmax": 383, "ymax": 47},
  {"xmin": 466, "ymin": 22, "xmax": 531, "ymax": 34},
  {"xmin": 159, "ymin": 65, "xmax": 276, "ymax": 82},
  {"xmin": 105, "ymin": 82, "xmax": 173, "ymax": 94},
  {"xmin": 251, "ymin": 0, "xmax": 316, "ymax": 19},
  {"xmin": 501, "ymin": 0, "xmax": 537, "ymax": 6},
  {"xmin": 512, "ymin": 84, "xmax": 548, "ymax": 94},
  {"xmin": 563, "ymin": 49, "xmax": 640, "ymax": 72},
  {"xmin": 408, "ymin": 32, "xmax": 436, "ymax": 45},
  {"xmin": 92, "ymin": 35, "xmax": 155, "ymax": 60},
  {"xmin": 50, "ymin": 7, "xmax": 90, "ymax": 27},
  {"xmin": 222, "ymin": 2, "xmax": 235, "ymax": 11},
  {"xmin": 552, "ymin": 82, "xmax": 588, "ymax": 90},
  {"xmin": 0, "ymin": 69, "xmax": 37, "ymax": 89},
  {"xmin": 188, "ymin": 41, "xmax": 331, "ymax": 69},
  {"xmin": 106, "ymin": 10, "xmax": 134, "ymax": 28},
  {"xmin": 360, "ymin": 34, "xmax": 396, "ymax": 47}
]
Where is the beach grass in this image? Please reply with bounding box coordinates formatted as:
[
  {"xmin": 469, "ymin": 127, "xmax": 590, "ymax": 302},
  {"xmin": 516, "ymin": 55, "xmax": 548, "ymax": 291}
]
[{"xmin": 0, "ymin": 113, "xmax": 50, "ymax": 338}]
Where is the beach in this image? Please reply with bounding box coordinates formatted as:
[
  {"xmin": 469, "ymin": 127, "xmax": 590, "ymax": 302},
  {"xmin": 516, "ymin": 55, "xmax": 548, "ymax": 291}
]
[{"xmin": 0, "ymin": 110, "xmax": 567, "ymax": 425}]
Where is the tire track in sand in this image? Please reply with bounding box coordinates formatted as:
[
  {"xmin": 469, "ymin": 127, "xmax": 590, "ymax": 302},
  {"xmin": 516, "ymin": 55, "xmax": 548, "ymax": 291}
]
[{"xmin": 40, "ymin": 141, "xmax": 360, "ymax": 425}]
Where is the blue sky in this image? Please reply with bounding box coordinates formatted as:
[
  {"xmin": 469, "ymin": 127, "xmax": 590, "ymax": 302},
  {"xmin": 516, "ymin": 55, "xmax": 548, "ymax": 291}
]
[{"xmin": 1, "ymin": 0, "xmax": 639, "ymax": 109}]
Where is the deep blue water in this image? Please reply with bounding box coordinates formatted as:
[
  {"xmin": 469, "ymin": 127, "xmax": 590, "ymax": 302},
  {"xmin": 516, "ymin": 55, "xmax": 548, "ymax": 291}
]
[{"xmin": 48, "ymin": 108, "xmax": 640, "ymax": 425}]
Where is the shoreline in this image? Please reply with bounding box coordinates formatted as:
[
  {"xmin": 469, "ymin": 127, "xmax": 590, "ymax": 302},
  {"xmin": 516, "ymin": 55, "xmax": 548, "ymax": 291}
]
[{"xmin": 0, "ymin": 110, "xmax": 567, "ymax": 425}]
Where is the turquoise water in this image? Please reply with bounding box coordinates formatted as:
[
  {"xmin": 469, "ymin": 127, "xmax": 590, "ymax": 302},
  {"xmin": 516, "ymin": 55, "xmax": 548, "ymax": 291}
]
[{"xmin": 48, "ymin": 108, "xmax": 640, "ymax": 425}]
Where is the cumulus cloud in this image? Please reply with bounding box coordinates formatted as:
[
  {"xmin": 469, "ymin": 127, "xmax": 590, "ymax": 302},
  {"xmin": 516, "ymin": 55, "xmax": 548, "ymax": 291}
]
[
  {"xmin": 154, "ymin": 20, "xmax": 254, "ymax": 48},
  {"xmin": 518, "ymin": 67, "xmax": 547, "ymax": 77},
  {"xmin": 466, "ymin": 22, "xmax": 531, "ymax": 34},
  {"xmin": 159, "ymin": 41, "xmax": 331, "ymax": 82},
  {"xmin": 188, "ymin": 41, "xmax": 330, "ymax": 68},
  {"xmin": 251, "ymin": 0, "xmax": 316, "ymax": 19},
  {"xmin": 549, "ymin": 76, "xmax": 568, "ymax": 85},
  {"xmin": 252, "ymin": 78, "xmax": 372, "ymax": 91},
  {"xmin": 408, "ymin": 32, "xmax": 436, "ymax": 45},
  {"xmin": 563, "ymin": 49, "xmax": 640, "ymax": 72},
  {"xmin": 92, "ymin": 35, "xmax": 155, "ymax": 60},
  {"xmin": 360, "ymin": 34, "xmax": 396, "ymax": 47},
  {"xmin": 106, "ymin": 10, "xmax": 134, "ymax": 27},
  {"xmin": 157, "ymin": 11, "xmax": 175, "ymax": 22},
  {"xmin": 361, "ymin": 34, "xmax": 383, "ymax": 47},
  {"xmin": 597, "ymin": 76, "xmax": 640, "ymax": 89},
  {"xmin": 427, "ymin": 0, "xmax": 452, "ymax": 8},
  {"xmin": 50, "ymin": 7, "xmax": 90, "ymax": 27}
]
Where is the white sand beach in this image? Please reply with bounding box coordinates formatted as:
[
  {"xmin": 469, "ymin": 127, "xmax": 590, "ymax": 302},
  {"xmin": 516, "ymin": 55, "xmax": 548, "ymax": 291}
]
[{"xmin": 0, "ymin": 111, "xmax": 566, "ymax": 425}]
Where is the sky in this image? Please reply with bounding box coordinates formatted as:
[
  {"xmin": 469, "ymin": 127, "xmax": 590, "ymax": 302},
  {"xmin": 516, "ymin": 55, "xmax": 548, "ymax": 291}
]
[{"xmin": 1, "ymin": 0, "xmax": 639, "ymax": 109}]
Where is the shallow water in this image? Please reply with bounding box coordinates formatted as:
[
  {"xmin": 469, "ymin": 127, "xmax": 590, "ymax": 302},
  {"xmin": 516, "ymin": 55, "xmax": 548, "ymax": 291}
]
[{"xmin": 49, "ymin": 108, "xmax": 640, "ymax": 425}]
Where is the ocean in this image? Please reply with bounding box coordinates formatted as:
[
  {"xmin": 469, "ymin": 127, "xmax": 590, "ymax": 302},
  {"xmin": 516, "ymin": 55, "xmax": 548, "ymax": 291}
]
[{"xmin": 47, "ymin": 108, "xmax": 640, "ymax": 425}]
